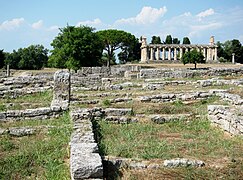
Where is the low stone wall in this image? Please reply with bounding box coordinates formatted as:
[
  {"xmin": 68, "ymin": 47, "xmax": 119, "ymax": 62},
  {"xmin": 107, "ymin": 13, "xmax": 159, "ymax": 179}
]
[
  {"xmin": 0, "ymin": 73, "xmax": 53, "ymax": 98},
  {"xmin": 70, "ymin": 109, "xmax": 103, "ymax": 179},
  {"xmin": 69, "ymin": 107, "xmax": 133, "ymax": 179},
  {"xmin": 208, "ymin": 105, "xmax": 243, "ymax": 135},
  {"xmin": 0, "ymin": 107, "xmax": 61, "ymax": 122},
  {"xmin": 140, "ymin": 67, "xmax": 243, "ymax": 79},
  {"xmin": 138, "ymin": 91, "xmax": 213, "ymax": 102}
]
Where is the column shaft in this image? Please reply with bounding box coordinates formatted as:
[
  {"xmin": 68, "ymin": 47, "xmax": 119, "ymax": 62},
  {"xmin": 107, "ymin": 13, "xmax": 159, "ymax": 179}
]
[
  {"xmin": 168, "ymin": 48, "xmax": 171, "ymax": 60},
  {"xmin": 174, "ymin": 47, "xmax": 177, "ymax": 60}
]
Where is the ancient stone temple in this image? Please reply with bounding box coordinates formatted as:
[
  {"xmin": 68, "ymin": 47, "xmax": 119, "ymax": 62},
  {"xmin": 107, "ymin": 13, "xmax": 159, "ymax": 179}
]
[{"xmin": 140, "ymin": 36, "xmax": 218, "ymax": 63}]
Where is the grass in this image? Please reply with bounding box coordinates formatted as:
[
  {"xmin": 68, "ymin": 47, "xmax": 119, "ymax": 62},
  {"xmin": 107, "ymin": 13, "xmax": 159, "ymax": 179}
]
[
  {"xmin": 0, "ymin": 112, "xmax": 72, "ymax": 180},
  {"xmin": 0, "ymin": 90, "xmax": 52, "ymax": 111},
  {"xmin": 98, "ymin": 118, "xmax": 243, "ymax": 160},
  {"xmin": 98, "ymin": 118, "xmax": 243, "ymax": 179}
]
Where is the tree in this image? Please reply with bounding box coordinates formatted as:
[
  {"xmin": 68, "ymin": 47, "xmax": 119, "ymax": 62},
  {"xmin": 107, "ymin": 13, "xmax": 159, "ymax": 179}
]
[
  {"xmin": 181, "ymin": 49, "xmax": 205, "ymax": 69},
  {"xmin": 118, "ymin": 38, "xmax": 141, "ymax": 64},
  {"xmin": 49, "ymin": 25, "xmax": 103, "ymax": 70},
  {"xmin": 182, "ymin": 37, "xmax": 191, "ymax": 44},
  {"xmin": 97, "ymin": 29, "xmax": 138, "ymax": 67},
  {"xmin": 0, "ymin": 50, "xmax": 5, "ymax": 69},
  {"xmin": 165, "ymin": 35, "xmax": 172, "ymax": 44},
  {"xmin": 151, "ymin": 36, "xmax": 162, "ymax": 44},
  {"xmin": 231, "ymin": 39, "xmax": 243, "ymax": 63},
  {"xmin": 5, "ymin": 45, "xmax": 48, "ymax": 70},
  {"xmin": 18, "ymin": 45, "xmax": 48, "ymax": 70},
  {"xmin": 172, "ymin": 38, "xmax": 180, "ymax": 44},
  {"xmin": 217, "ymin": 39, "xmax": 243, "ymax": 63}
]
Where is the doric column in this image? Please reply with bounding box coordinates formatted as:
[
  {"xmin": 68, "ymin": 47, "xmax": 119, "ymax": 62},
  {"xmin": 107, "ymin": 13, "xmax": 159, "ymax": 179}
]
[
  {"xmin": 156, "ymin": 47, "xmax": 160, "ymax": 60},
  {"xmin": 140, "ymin": 36, "xmax": 148, "ymax": 63},
  {"xmin": 203, "ymin": 48, "xmax": 206, "ymax": 60},
  {"xmin": 179, "ymin": 48, "xmax": 183, "ymax": 59},
  {"xmin": 232, "ymin": 53, "xmax": 235, "ymax": 64},
  {"xmin": 206, "ymin": 48, "xmax": 210, "ymax": 61},
  {"xmin": 168, "ymin": 47, "xmax": 171, "ymax": 60},
  {"xmin": 174, "ymin": 47, "xmax": 177, "ymax": 60},
  {"xmin": 150, "ymin": 47, "xmax": 154, "ymax": 60},
  {"xmin": 162, "ymin": 47, "xmax": 165, "ymax": 60},
  {"xmin": 214, "ymin": 47, "xmax": 217, "ymax": 61}
]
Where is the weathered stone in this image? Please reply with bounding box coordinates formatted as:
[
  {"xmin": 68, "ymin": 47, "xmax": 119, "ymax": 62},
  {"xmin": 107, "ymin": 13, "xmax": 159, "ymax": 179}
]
[
  {"xmin": 0, "ymin": 128, "xmax": 8, "ymax": 135},
  {"xmin": 104, "ymin": 108, "xmax": 132, "ymax": 116},
  {"xmin": 51, "ymin": 70, "xmax": 70, "ymax": 111},
  {"xmin": 143, "ymin": 83, "xmax": 164, "ymax": 90},
  {"xmin": 70, "ymin": 143, "xmax": 103, "ymax": 179},
  {"xmin": 163, "ymin": 158, "xmax": 205, "ymax": 168},
  {"xmin": 9, "ymin": 127, "xmax": 36, "ymax": 136},
  {"xmin": 105, "ymin": 116, "xmax": 138, "ymax": 124}
]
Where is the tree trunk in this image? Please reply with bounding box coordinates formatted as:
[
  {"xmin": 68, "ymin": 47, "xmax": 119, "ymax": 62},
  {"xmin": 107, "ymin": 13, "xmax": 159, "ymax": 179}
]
[{"xmin": 107, "ymin": 58, "xmax": 110, "ymax": 67}]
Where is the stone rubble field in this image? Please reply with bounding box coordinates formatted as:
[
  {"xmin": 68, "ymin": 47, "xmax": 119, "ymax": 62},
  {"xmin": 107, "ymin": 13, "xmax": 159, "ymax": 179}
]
[{"xmin": 0, "ymin": 65, "xmax": 243, "ymax": 179}]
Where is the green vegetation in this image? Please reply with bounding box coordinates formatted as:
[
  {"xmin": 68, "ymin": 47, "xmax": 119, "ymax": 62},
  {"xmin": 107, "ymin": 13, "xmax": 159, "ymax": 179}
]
[
  {"xmin": 0, "ymin": 112, "xmax": 72, "ymax": 179},
  {"xmin": 97, "ymin": 29, "xmax": 140, "ymax": 66},
  {"xmin": 98, "ymin": 118, "xmax": 243, "ymax": 179},
  {"xmin": 182, "ymin": 37, "xmax": 191, "ymax": 44},
  {"xmin": 217, "ymin": 39, "xmax": 243, "ymax": 63},
  {"xmin": 48, "ymin": 25, "xmax": 103, "ymax": 70},
  {"xmin": 5, "ymin": 45, "xmax": 48, "ymax": 70},
  {"xmin": 181, "ymin": 49, "xmax": 205, "ymax": 69},
  {"xmin": 0, "ymin": 91, "xmax": 52, "ymax": 110},
  {"xmin": 102, "ymin": 99, "xmax": 111, "ymax": 107}
]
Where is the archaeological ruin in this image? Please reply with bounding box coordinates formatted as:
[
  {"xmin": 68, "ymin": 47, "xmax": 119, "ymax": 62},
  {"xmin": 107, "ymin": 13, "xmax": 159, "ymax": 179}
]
[
  {"xmin": 0, "ymin": 63, "xmax": 243, "ymax": 179},
  {"xmin": 140, "ymin": 36, "xmax": 218, "ymax": 63}
]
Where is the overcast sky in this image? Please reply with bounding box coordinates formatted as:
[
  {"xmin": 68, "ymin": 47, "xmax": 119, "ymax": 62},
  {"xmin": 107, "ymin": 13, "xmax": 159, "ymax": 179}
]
[{"xmin": 1, "ymin": 0, "xmax": 243, "ymax": 52}]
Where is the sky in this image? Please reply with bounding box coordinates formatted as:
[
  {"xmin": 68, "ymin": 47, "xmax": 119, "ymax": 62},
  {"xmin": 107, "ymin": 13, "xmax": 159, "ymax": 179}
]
[{"xmin": 1, "ymin": 0, "xmax": 243, "ymax": 52}]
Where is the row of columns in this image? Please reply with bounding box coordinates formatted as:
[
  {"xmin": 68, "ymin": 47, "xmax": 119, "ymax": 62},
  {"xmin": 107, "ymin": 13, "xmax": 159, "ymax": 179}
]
[{"xmin": 145, "ymin": 46, "xmax": 217, "ymax": 62}]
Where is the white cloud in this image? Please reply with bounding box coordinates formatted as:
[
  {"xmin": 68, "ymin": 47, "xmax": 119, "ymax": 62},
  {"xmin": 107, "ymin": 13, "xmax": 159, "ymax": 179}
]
[
  {"xmin": 189, "ymin": 22, "xmax": 223, "ymax": 37},
  {"xmin": 32, "ymin": 20, "xmax": 44, "ymax": 29},
  {"xmin": 115, "ymin": 6, "xmax": 167, "ymax": 25},
  {"xmin": 76, "ymin": 18, "xmax": 102, "ymax": 27},
  {"xmin": 197, "ymin": 8, "xmax": 215, "ymax": 18},
  {"xmin": 47, "ymin": 25, "xmax": 59, "ymax": 31},
  {"xmin": 0, "ymin": 18, "xmax": 25, "ymax": 30}
]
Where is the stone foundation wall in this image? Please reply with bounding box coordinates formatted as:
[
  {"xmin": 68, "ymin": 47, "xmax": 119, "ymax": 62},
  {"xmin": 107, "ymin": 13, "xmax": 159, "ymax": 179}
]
[
  {"xmin": 208, "ymin": 105, "xmax": 243, "ymax": 135},
  {"xmin": 140, "ymin": 67, "xmax": 243, "ymax": 79},
  {"xmin": 0, "ymin": 107, "xmax": 61, "ymax": 122}
]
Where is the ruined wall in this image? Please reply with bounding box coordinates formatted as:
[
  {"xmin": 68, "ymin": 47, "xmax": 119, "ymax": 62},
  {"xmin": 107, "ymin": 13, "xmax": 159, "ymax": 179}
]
[
  {"xmin": 208, "ymin": 105, "xmax": 243, "ymax": 135},
  {"xmin": 140, "ymin": 67, "xmax": 243, "ymax": 79}
]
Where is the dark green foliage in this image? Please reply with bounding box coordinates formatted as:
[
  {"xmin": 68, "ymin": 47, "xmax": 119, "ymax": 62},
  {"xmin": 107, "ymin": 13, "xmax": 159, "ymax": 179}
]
[
  {"xmin": 181, "ymin": 49, "xmax": 205, "ymax": 69},
  {"xmin": 172, "ymin": 38, "xmax": 180, "ymax": 44},
  {"xmin": 182, "ymin": 37, "xmax": 191, "ymax": 44},
  {"xmin": 0, "ymin": 50, "xmax": 5, "ymax": 69},
  {"xmin": 217, "ymin": 39, "xmax": 243, "ymax": 63},
  {"xmin": 97, "ymin": 29, "xmax": 139, "ymax": 66},
  {"xmin": 5, "ymin": 45, "xmax": 48, "ymax": 70},
  {"xmin": 48, "ymin": 25, "xmax": 103, "ymax": 70},
  {"xmin": 151, "ymin": 36, "xmax": 162, "ymax": 44},
  {"xmin": 165, "ymin": 35, "xmax": 172, "ymax": 44}
]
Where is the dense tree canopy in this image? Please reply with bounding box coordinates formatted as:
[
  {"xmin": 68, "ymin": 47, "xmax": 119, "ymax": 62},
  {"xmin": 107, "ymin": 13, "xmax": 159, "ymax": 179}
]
[
  {"xmin": 5, "ymin": 45, "xmax": 48, "ymax": 70},
  {"xmin": 165, "ymin": 35, "xmax": 172, "ymax": 44},
  {"xmin": 172, "ymin": 38, "xmax": 180, "ymax": 44},
  {"xmin": 181, "ymin": 49, "xmax": 204, "ymax": 69},
  {"xmin": 0, "ymin": 50, "xmax": 5, "ymax": 69},
  {"xmin": 217, "ymin": 39, "xmax": 243, "ymax": 63},
  {"xmin": 97, "ymin": 29, "xmax": 139, "ymax": 66},
  {"xmin": 151, "ymin": 36, "xmax": 162, "ymax": 44},
  {"xmin": 182, "ymin": 37, "xmax": 191, "ymax": 44},
  {"xmin": 48, "ymin": 25, "xmax": 103, "ymax": 70}
]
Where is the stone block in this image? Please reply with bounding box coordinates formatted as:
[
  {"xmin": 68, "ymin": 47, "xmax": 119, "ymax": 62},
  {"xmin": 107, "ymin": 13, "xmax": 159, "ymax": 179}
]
[{"xmin": 104, "ymin": 108, "xmax": 132, "ymax": 116}]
